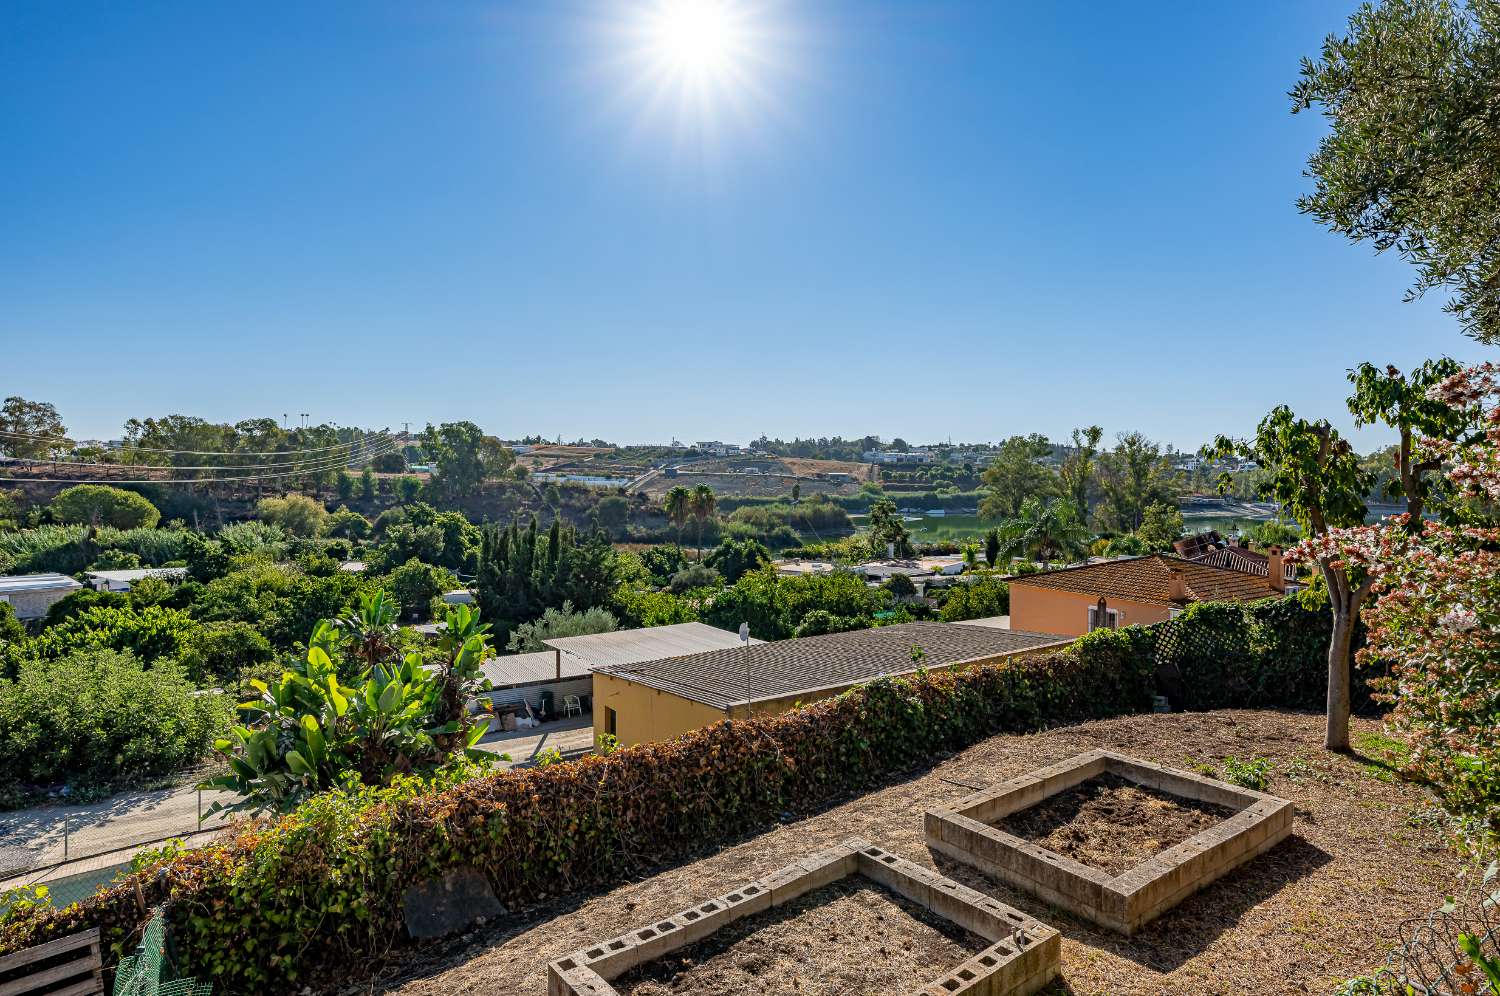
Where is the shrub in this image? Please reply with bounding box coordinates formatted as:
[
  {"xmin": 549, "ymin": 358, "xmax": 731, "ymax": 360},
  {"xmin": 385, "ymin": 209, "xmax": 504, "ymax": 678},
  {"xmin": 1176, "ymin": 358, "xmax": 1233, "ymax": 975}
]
[
  {"xmin": 255, "ymin": 495, "xmax": 329, "ymax": 538},
  {"xmin": 939, "ymin": 574, "xmax": 1009, "ymax": 621},
  {"xmin": 609, "ymin": 585, "xmax": 700, "ymax": 628},
  {"xmin": 506, "ymin": 601, "xmax": 617, "ymax": 653},
  {"xmin": 0, "ymin": 650, "xmax": 231, "ymax": 792},
  {"xmin": 668, "ymin": 563, "xmax": 720, "ymax": 594},
  {"xmin": 0, "ymin": 633, "xmax": 1154, "ymax": 992},
  {"xmin": 383, "ymin": 559, "xmax": 458, "ymax": 622},
  {"xmin": 50, "ymin": 485, "xmax": 160, "ymax": 530},
  {"xmin": 325, "ymin": 506, "xmax": 371, "ymax": 540},
  {"xmin": 174, "ymin": 621, "xmax": 273, "ymax": 684},
  {"xmin": 25, "ymin": 604, "xmax": 199, "ymax": 666}
]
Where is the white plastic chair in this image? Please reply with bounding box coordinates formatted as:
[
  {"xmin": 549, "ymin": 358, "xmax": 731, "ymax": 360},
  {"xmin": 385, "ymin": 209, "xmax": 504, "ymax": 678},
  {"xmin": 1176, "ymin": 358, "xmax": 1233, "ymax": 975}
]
[{"xmin": 563, "ymin": 694, "xmax": 582, "ymax": 718}]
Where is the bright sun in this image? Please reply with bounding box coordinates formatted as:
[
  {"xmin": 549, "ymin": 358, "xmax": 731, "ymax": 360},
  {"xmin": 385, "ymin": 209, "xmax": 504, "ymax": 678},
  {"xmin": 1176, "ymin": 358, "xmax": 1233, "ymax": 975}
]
[
  {"xmin": 592, "ymin": 0, "xmax": 790, "ymax": 159},
  {"xmin": 645, "ymin": 1, "xmax": 747, "ymax": 80}
]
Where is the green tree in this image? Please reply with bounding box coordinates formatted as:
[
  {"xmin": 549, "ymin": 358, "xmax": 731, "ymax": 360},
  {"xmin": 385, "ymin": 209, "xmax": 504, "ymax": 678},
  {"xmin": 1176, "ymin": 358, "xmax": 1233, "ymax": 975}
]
[
  {"xmin": 256, "ymin": 494, "xmax": 329, "ymax": 537},
  {"xmin": 993, "ymin": 496, "xmax": 1090, "ymax": 568},
  {"xmin": 1135, "ymin": 501, "xmax": 1185, "ymax": 551},
  {"xmin": 336, "ymin": 471, "xmax": 355, "ymax": 501},
  {"xmin": 1097, "ymin": 432, "xmax": 1175, "ymax": 532},
  {"xmin": 420, "ymin": 422, "xmax": 514, "ymax": 504},
  {"xmin": 1293, "ymin": 0, "xmax": 1500, "ymax": 343},
  {"xmin": 983, "ymin": 527, "xmax": 1001, "ymax": 568},
  {"xmin": 0, "ymin": 396, "xmax": 66, "ymax": 461},
  {"xmin": 384, "ymin": 559, "xmax": 459, "ymax": 622},
  {"xmin": 1208, "ymin": 407, "xmax": 1373, "ymax": 750},
  {"xmin": 689, "ymin": 484, "xmax": 717, "ymax": 558},
  {"xmin": 359, "ymin": 467, "xmax": 377, "ymax": 501},
  {"xmin": 50, "ymin": 485, "xmax": 161, "ymax": 530},
  {"xmin": 663, "ymin": 486, "xmax": 692, "ymax": 547},
  {"xmin": 866, "ymin": 498, "xmax": 915, "ymax": 558},
  {"xmin": 704, "ymin": 537, "xmax": 771, "ymax": 584},
  {"xmin": 396, "ymin": 476, "xmax": 422, "ymax": 503},
  {"xmin": 1346, "ymin": 358, "xmax": 1479, "ymax": 527},
  {"xmin": 1058, "ymin": 425, "xmax": 1104, "ymax": 519},
  {"xmin": 979, "ymin": 434, "xmax": 1057, "ymax": 519},
  {"xmin": 326, "ymin": 506, "xmax": 371, "ymax": 540},
  {"xmin": 669, "ymin": 563, "xmax": 721, "ymax": 594}
]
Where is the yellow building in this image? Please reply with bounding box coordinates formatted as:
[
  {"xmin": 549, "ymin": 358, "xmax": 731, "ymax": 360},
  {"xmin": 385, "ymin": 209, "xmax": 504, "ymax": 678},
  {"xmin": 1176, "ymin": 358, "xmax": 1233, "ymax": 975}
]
[
  {"xmin": 592, "ymin": 621, "xmax": 1071, "ymax": 747},
  {"xmin": 1007, "ymin": 554, "xmax": 1288, "ymax": 639}
]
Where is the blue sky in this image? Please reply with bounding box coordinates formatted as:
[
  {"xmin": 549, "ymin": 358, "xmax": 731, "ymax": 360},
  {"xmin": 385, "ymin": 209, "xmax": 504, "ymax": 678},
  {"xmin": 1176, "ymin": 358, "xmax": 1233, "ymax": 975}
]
[{"xmin": 1, "ymin": 1, "xmax": 1488, "ymax": 450}]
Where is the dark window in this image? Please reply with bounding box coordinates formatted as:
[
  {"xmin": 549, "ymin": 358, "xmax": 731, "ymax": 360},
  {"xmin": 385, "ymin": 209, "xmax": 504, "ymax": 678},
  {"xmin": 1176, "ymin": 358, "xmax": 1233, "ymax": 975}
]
[{"xmin": 605, "ymin": 706, "xmax": 617, "ymax": 737}]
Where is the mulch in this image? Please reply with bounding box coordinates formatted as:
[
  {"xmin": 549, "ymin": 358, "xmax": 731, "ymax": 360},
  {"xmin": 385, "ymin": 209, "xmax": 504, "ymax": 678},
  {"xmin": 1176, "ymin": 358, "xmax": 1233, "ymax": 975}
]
[
  {"xmin": 998, "ymin": 772, "xmax": 1240, "ymax": 876},
  {"xmin": 338, "ymin": 710, "xmax": 1466, "ymax": 996},
  {"xmin": 615, "ymin": 879, "xmax": 984, "ymax": 996}
]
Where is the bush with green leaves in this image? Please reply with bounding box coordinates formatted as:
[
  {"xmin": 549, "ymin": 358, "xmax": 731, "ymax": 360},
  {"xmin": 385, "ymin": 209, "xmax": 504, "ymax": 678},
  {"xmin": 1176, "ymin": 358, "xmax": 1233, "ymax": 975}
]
[
  {"xmin": 21, "ymin": 604, "xmax": 199, "ymax": 669},
  {"xmin": 609, "ymin": 585, "xmax": 700, "ymax": 628},
  {"xmin": 205, "ymin": 594, "xmax": 493, "ymax": 816},
  {"xmin": 703, "ymin": 537, "xmax": 772, "ymax": 583},
  {"xmin": 174, "ymin": 621, "xmax": 273, "ymax": 684},
  {"xmin": 703, "ymin": 566, "xmax": 885, "ymax": 640},
  {"xmin": 326, "ymin": 505, "xmax": 371, "ymax": 540},
  {"xmin": 255, "ymin": 494, "xmax": 329, "ymax": 538},
  {"xmin": 668, "ymin": 563, "xmax": 721, "ymax": 594},
  {"xmin": 0, "ymin": 649, "xmax": 231, "ymax": 793},
  {"xmin": 506, "ymin": 600, "xmax": 617, "ymax": 653},
  {"xmin": 383, "ymin": 558, "xmax": 458, "ymax": 622},
  {"xmin": 191, "ymin": 562, "xmax": 372, "ymax": 649},
  {"xmin": 939, "ymin": 574, "xmax": 1010, "ymax": 622},
  {"xmin": 50, "ymin": 485, "xmax": 160, "ymax": 530}
]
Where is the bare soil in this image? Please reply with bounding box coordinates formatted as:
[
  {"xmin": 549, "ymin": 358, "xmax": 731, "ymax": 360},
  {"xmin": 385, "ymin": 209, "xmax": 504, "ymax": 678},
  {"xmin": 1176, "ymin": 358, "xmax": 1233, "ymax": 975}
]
[
  {"xmin": 998, "ymin": 772, "xmax": 1239, "ymax": 876},
  {"xmin": 616, "ymin": 879, "xmax": 983, "ymax": 996},
  {"xmin": 342, "ymin": 711, "xmax": 1464, "ymax": 996}
]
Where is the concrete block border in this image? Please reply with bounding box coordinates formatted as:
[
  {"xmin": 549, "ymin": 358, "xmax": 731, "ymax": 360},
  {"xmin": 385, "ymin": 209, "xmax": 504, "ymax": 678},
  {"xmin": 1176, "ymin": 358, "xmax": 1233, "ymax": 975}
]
[
  {"xmin": 924, "ymin": 749, "xmax": 1293, "ymax": 935},
  {"xmin": 546, "ymin": 837, "xmax": 1061, "ymax": 996}
]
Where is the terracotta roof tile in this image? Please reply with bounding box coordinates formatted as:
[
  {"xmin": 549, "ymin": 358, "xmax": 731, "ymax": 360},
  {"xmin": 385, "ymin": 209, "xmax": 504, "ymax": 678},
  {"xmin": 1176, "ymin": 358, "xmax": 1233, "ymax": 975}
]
[{"xmin": 1007, "ymin": 555, "xmax": 1282, "ymax": 606}]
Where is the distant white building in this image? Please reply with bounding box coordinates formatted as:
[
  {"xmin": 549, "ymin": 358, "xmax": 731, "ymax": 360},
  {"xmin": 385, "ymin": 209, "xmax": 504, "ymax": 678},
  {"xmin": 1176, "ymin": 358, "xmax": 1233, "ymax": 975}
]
[
  {"xmin": 0, "ymin": 573, "xmax": 83, "ymax": 620},
  {"xmin": 85, "ymin": 567, "xmax": 188, "ymax": 592},
  {"xmin": 863, "ymin": 449, "xmax": 935, "ymax": 465},
  {"xmin": 695, "ymin": 441, "xmax": 741, "ymax": 457}
]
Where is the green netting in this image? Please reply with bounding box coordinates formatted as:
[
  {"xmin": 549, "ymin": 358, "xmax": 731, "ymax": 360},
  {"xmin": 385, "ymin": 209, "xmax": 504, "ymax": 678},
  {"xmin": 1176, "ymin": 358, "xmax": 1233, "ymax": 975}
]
[{"xmin": 112, "ymin": 912, "xmax": 212, "ymax": 996}]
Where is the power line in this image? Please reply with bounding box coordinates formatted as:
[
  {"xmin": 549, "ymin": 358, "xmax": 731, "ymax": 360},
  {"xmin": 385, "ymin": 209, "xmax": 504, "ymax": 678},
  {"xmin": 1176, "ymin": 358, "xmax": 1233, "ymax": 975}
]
[
  {"xmin": 0, "ymin": 438, "xmax": 403, "ymax": 486},
  {"xmin": 0, "ymin": 433, "xmax": 394, "ymax": 473},
  {"xmin": 0, "ymin": 428, "xmax": 387, "ymax": 458}
]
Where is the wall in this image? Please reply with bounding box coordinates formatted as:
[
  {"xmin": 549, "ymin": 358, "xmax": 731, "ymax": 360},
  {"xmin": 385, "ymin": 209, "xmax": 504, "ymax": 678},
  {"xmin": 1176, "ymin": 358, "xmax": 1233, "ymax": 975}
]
[
  {"xmin": 591, "ymin": 671, "xmax": 727, "ymax": 747},
  {"xmin": 0, "ymin": 586, "xmax": 77, "ymax": 621},
  {"xmin": 486, "ymin": 677, "xmax": 592, "ymax": 714},
  {"xmin": 1008, "ymin": 583, "xmax": 1171, "ymax": 638}
]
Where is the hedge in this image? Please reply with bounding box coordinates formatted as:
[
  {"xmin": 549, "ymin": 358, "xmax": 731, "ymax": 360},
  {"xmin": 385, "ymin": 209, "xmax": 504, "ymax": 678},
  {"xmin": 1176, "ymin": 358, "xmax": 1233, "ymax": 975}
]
[{"xmin": 0, "ymin": 595, "xmax": 1354, "ymax": 993}]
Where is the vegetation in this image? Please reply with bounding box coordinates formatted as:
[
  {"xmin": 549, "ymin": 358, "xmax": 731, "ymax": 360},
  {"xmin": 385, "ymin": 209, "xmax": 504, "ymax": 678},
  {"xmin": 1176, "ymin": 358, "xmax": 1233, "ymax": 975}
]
[
  {"xmin": 0, "ymin": 649, "xmax": 231, "ymax": 798},
  {"xmin": 205, "ymin": 596, "xmax": 494, "ymax": 816},
  {"xmin": 505, "ymin": 601, "xmax": 617, "ymax": 653},
  {"xmin": 50, "ymin": 485, "xmax": 161, "ymax": 530},
  {"xmin": 1293, "ymin": 0, "xmax": 1500, "ymax": 343}
]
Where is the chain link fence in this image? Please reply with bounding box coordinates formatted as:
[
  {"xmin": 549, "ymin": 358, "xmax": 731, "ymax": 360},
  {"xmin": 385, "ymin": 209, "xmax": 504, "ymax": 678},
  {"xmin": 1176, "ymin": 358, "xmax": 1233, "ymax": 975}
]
[{"xmin": 0, "ymin": 763, "xmax": 234, "ymax": 905}]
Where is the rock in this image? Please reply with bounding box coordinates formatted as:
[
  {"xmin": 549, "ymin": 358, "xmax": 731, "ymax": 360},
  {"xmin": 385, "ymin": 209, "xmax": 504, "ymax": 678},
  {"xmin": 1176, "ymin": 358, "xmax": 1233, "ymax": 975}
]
[{"xmin": 402, "ymin": 866, "xmax": 506, "ymax": 939}]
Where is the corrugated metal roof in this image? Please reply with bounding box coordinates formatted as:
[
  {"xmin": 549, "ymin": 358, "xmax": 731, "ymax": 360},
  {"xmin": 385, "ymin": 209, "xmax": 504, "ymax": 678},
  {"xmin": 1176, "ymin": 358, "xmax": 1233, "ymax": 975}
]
[
  {"xmin": 85, "ymin": 567, "xmax": 187, "ymax": 583},
  {"xmin": 543, "ymin": 622, "xmax": 756, "ymax": 671},
  {"xmin": 480, "ymin": 651, "xmax": 587, "ymax": 689},
  {"xmin": 0, "ymin": 573, "xmax": 83, "ymax": 594},
  {"xmin": 597, "ymin": 621, "xmax": 1070, "ymax": 710}
]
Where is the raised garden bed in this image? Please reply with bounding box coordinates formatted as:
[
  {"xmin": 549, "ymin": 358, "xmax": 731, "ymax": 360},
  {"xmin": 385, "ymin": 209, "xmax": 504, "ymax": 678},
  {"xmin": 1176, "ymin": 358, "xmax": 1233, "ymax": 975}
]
[
  {"xmin": 924, "ymin": 750, "xmax": 1291, "ymax": 935},
  {"xmin": 547, "ymin": 838, "xmax": 1060, "ymax": 996}
]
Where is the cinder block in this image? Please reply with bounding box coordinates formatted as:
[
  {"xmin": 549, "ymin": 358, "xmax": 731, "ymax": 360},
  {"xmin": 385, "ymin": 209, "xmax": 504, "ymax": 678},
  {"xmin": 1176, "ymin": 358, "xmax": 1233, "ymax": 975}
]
[
  {"xmin": 762, "ymin": 864, "xmax": 814, "ymax": 907},
  {"xmin": 575, "ymin": 930, "xmax": 641, "ymax": 979},
  {"xmin": 547, "ymin": 960, "xmax": 615, "ymax": 996},
  {"xmin": 717, "ymin": 879, "xmax": 772, "ymax": 918},
  {"xmin": 631, "ymin": 915, "xmax": 687, "ymax": 962}
]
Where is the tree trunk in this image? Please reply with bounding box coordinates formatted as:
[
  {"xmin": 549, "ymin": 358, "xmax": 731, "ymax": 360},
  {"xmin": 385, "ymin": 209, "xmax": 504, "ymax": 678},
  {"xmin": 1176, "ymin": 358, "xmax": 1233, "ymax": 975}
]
[{"xmin": 1325, "ymin": 603, "xmax": 1355, "ymax": 751}]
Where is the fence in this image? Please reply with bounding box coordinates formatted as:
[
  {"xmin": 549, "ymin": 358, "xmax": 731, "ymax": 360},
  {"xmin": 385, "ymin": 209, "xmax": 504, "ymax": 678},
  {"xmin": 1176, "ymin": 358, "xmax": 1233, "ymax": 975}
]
[{"xmin": 0, "ymin": 765, "xmax": 233, "ymax": 906}]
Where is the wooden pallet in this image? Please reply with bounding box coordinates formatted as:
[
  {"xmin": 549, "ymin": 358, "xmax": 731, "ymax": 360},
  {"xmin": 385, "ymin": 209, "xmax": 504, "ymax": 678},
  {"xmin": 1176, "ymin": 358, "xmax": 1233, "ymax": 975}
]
[{"xmin": 0, "ymin": 928, "xmax": 104, "ymax": 996}]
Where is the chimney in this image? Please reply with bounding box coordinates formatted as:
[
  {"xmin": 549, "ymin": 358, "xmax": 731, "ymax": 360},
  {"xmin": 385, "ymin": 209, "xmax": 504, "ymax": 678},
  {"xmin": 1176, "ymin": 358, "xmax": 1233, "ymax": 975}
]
[
  {"xmin": 1167, "ymin": 567, "xmax": 1187, "ymax": 603},
  {"xmin": 1267, "ymin": 547, "xmax": 1285, "ymax": 593}
]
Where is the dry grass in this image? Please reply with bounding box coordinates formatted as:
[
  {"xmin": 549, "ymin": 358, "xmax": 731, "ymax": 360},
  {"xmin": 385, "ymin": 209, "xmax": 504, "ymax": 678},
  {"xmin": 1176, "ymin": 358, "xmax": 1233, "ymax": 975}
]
[{"xmin": 342, "ymin": 710, "xmax": 1463, "ymax": 996}]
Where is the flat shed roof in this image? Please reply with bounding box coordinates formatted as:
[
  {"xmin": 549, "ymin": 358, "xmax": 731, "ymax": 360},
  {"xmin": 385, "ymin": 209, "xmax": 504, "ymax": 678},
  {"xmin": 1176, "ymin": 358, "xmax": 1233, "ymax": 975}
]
[
  {"xmin": 0, "ymin": 573, "xmax": 83, "ymax": 595},
  {"xmin": 543, "ymin": 622, "xmax": 757, "ymax": 672}
]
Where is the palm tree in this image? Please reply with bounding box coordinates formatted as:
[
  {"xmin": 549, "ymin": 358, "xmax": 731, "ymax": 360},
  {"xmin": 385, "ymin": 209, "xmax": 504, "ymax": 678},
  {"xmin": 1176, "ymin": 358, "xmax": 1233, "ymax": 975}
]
[
  {"xmin": 663, "ymin": 486, "xmax": 691, "ymax": 550},
  {"xmin": 689, "ymin": 484, "xmax": 717, "ymax": 559},
  {"xmin": 994, "ymin": 496, "xmax": 1090, "ymax": 569}
]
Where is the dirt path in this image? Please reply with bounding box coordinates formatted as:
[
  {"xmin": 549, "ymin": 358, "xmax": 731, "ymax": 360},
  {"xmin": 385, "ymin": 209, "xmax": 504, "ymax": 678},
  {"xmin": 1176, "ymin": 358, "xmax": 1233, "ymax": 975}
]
[{"xmin": 341, "ymin": 710, "xmax": 1462, "ymax": 996}]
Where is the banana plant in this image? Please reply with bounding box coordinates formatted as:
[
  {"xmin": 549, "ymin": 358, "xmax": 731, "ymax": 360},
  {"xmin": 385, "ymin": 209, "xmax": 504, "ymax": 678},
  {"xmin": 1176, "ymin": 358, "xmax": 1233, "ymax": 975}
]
[{"xmin": 203, "ymin": 597, "xmax": 495, "ymax": 817}]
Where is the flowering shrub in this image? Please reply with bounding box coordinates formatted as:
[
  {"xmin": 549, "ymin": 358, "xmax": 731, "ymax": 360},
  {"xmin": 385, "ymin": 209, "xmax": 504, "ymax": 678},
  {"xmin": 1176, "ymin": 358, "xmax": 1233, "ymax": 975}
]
[{"xmin": 1290, "ymin": 362, "xmax": 1500, "ymax": 839}]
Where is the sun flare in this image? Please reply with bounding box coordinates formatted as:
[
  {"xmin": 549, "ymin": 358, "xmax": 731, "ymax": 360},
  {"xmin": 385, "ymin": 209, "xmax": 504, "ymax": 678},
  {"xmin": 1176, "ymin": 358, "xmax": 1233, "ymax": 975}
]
[{"xmin": 644, "ymin": 0, "xmax": 748, "ymax": 81}]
